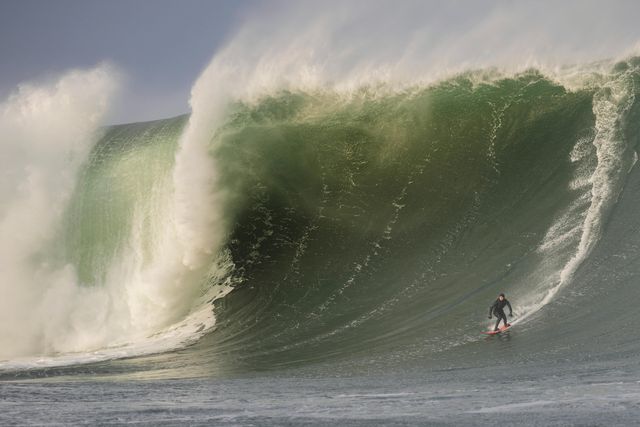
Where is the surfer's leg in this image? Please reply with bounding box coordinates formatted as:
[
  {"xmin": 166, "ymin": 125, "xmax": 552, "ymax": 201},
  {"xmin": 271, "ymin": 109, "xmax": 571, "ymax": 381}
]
[{"xmin": 495, "ymin": 312, "xmax": 507, "ymax": 330}]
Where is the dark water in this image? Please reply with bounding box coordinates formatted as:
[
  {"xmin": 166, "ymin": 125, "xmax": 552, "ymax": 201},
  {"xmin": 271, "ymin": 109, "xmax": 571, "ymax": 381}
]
[{"xmin": 4, "ymin": 60, "xmax": 640, "ymax": 424}]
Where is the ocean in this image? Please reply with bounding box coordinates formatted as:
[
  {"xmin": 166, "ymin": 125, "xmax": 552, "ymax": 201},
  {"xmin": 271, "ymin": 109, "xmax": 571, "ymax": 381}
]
[{"xmin": 2, "ymin": 58, "xmax": 640, "ymax": 425}]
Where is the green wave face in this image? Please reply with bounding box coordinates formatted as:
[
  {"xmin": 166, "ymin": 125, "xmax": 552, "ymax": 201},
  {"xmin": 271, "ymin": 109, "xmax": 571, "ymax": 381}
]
[
  {"xmin": 63, "ymin": 116, "xmax": 187, "ymax": 286},
  {"xmin": 203, "ymin": 71, "xmax": 600, "ymax": 368}
]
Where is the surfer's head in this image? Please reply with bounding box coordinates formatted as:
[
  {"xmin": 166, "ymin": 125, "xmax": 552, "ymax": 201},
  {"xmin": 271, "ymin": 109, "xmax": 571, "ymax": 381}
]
[{"xmin": 498, "ymin": 293, "xmax": 505, "ymax": 300}]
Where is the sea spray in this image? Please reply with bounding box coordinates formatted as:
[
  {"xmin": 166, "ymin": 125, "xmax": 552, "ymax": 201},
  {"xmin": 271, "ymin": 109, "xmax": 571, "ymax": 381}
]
[
  {"xmin": 0, "ymin": 65, "xmax": 119, "ymax": 358},
  {"xmin": 515, "ymin": 61, "xmax": 640, "ymax": 323}
]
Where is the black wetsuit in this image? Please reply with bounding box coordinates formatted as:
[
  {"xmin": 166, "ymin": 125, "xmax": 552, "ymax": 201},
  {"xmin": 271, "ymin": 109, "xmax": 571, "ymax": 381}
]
[{"xmin": 489, "ymin": 298, "xmax": 512, "ymax": 331}]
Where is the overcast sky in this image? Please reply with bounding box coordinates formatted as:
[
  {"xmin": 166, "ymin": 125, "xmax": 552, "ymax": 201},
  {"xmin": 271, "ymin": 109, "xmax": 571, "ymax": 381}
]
[
  {"xmin": 0, "ymin": 0, "xmax": 254, "ymax": 123},
  {"xmin": 2, "ymin": 0, "xmax": 640, "ymax": 124}
]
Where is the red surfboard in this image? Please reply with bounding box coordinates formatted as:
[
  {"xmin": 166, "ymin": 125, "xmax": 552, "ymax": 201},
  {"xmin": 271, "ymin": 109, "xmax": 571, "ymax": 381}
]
[{"xmin": 482, "ymin": 324, "xmax": 512, "ymax": 335}]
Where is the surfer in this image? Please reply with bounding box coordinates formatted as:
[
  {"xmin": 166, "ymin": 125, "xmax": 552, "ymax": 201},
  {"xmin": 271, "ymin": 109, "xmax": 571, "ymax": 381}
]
[{"xmin": 488, "ymin": 293, "xmax": 512, "ymax": 331}]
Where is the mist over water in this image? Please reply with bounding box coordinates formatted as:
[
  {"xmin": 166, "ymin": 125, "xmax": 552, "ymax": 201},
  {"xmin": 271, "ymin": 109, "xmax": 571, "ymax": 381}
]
[{"xmin": 0, "ymin": 65, "xmax": 119, "ymax": 358}]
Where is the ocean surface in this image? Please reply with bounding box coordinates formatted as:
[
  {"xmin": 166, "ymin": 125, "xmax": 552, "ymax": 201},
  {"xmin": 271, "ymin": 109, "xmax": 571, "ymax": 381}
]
[{"xmin": 2, "ymin": 58, "xmax": 640, "ymax": 425}]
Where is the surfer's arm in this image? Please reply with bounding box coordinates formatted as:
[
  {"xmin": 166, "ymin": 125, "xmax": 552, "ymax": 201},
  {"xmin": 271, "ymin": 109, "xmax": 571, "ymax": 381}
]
[
  {"xmin": 488, "ymin": 302, "xmax": 495, "ymax": 318},
  {"xmin": 506, "ymin": 300, "xmax": 513, "ymax": 315}
]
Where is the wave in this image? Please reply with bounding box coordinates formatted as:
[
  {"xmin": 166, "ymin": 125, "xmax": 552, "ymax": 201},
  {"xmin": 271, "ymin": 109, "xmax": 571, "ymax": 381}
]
[
  {"xmin": 196, "ymin": 60, "xmax": 640, "ymax": 368},
  {"xmin": 1, "ymin": 56, "xmax": 640, "ymax": 373}
]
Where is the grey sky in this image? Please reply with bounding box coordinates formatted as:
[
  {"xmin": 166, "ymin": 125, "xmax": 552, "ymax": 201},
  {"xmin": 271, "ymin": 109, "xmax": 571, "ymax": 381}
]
[
  {"xmin": 0, "ymin": 0, "xmax": 251, "ymax": 123},
  {"xmin": 2, "ymin": 1, "xmax": 640, "ymax": 124}
]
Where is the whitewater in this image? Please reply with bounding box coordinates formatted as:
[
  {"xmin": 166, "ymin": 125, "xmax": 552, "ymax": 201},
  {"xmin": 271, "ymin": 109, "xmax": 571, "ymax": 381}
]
[{"xmin": 4, "ymin": 2, "xmax": 640, "ymax": 425}]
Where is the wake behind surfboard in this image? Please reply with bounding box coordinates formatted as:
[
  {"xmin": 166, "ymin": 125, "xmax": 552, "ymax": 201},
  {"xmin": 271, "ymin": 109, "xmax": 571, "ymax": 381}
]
[{"xmin": 482, "ymin": 324, "xmax": 512, "ymax": 335}]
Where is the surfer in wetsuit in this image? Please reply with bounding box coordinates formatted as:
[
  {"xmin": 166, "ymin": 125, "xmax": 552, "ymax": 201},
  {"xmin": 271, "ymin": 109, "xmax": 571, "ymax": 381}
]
[{"xmin": 488, "ymin": 293, "xmax": 512, "ymax": 331}]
